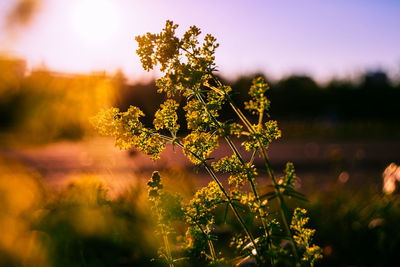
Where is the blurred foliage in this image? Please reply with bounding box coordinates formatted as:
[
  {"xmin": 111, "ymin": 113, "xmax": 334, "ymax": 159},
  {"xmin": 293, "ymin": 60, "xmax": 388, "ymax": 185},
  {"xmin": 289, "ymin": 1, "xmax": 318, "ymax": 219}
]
[
  {"xmin": 306, "ymin": 186, "xmax": 400, "ymax": 267},
  {"xmin": 229, "ymin": 71, "xmax": 399, "ymax": 121},
  {"xmin": 117, "ymin": 71, "xmax": 400, "ymax": 140},
  {"xmin": 0, "ymin": 156, "xmax": 160, "ymax": 266},
  {"xmin": 0, "ymin": 156, "xmax": 399, "ymax": 266},
  {"xmin": 0, "ymin": 57, "xmax": 116, "ymax": 144},
  {"xmin": 1, "ymin": 56, "xmax": 399, "ymax": 143},
  {"xmin": 38, "ymin": 175, "xmax": 158, "ymax": 267},
  {"xmin": 0, "ymin": 157, "xmax": 48, "ymax": 267}
]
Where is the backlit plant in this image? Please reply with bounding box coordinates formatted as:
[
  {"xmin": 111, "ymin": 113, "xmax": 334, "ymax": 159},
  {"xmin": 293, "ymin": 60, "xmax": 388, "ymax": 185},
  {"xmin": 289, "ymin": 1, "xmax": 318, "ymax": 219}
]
[{"xmin": 92, "ymin": 20, "xmax": 322, "ymax": 266}]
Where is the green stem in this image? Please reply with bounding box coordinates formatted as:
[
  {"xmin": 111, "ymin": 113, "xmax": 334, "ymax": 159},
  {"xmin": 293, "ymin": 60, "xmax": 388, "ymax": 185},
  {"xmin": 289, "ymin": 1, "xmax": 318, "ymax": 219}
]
[
  {"xmin": 157, "ymin": 205, "xmax": 174, "ymax": 267},
  {"xmin": 223, "ymin": 130, "xmax": 275, "ymax": 267},
  {"xmin": 230, "ymin": 98, "xmax": 299, "ymax": 260},
  {"xmin": 207, "ymin": 76, "xmax": 300, "ymax": 262},
  {"xmin": 158, "ymin": 135, "xmax": 262, "ymax": 262},
  {"xmin": 195, "ymin": 92, "xmax": 275, "ymax": 265},
  {"xmin": 249, "ymin": 148, "xmax": 257, "ymax": 166},
  {"xmin": 207, "ymin": 239, "xmax": 217, "ymax": 262},
  {"xmin": 259, "ymin": 146, "xmax": 300, "ymax": 262},
  {"xmin": 187, "ymin": 214, "xmax": 217, "ymax": 262},
  {"xmin": 206, "ymin": 226, "xmax": 217, "ymax": 262},
  {"xmin": 163, "ymin": 233, "xmax": 174, "ymax": 267},
  {"xmin": 202, "ymin": 160, "xmax": 261, "ymax": 261}
]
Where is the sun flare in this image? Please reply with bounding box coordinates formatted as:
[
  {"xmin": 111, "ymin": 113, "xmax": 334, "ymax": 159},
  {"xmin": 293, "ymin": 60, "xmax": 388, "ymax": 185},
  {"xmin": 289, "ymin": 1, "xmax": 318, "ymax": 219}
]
[{"xmin": 70, "ymin": 0, "xmax": 121, "ymax": 45}]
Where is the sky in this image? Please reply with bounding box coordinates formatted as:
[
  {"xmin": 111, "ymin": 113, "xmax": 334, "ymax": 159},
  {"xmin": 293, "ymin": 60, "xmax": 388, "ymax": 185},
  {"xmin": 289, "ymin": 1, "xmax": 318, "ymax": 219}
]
[{"xmin": 1, "ymin": 0, "xmax": 400, "ymax": 83}]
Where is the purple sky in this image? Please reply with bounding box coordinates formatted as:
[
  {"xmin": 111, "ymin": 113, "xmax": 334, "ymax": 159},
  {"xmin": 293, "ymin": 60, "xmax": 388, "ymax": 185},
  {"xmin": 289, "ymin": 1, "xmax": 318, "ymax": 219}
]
[{"xmin": 1, "ymin": 0, "xmax": 399, "ymax": 82}]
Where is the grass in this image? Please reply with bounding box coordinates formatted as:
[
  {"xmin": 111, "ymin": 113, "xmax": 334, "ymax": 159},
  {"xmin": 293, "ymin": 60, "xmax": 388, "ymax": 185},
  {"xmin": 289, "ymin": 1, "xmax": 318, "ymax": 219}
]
[
  {"xmin": 0, "ymin": 155, "xmax": 399, "ymax": 266},
  {"xmin": 307, "ymin": 185, "xmax": 400, "ymax": 267}
]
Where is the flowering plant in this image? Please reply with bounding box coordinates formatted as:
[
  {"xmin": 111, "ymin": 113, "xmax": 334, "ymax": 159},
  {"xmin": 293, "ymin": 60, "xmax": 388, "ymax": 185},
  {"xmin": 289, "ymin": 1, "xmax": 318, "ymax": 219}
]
[{"xmin": 92, "ymin": 21, "xmax": 321, "ymax": 266}]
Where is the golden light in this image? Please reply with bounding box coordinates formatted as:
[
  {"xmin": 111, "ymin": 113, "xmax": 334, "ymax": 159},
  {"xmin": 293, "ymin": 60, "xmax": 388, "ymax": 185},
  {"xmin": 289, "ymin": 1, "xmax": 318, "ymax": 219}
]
[{"xmin": 70, "ymin": 0, "xmax": 121, "ymax": 45}]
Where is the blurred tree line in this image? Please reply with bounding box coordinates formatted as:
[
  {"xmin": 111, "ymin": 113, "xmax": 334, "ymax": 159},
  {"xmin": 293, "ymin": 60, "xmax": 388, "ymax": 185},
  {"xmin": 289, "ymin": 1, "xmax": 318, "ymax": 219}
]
[
  {"xmin": 116, "ymin": 70, "xmax": 400, "ymax": 139},
  {"xmin": 0, "ymin": 57, "xmax": 116, "ymax": 143},
  {"xmin": 1, "ymin": 56, "xmax": 399, "ymax": 143},
  {"xmin": 230, "ymin": 71, "xmax": 399, "ymax": 121}
]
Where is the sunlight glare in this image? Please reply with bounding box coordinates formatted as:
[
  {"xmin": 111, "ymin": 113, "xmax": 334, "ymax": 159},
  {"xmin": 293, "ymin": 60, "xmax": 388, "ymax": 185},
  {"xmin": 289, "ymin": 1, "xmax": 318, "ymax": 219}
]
[{"xmin": 70, "ymin": 0, "xmax": 121, "ymax": 45}]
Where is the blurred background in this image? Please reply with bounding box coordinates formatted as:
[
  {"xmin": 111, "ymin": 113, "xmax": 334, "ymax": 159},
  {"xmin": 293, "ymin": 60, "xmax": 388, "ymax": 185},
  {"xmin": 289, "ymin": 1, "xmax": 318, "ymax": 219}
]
[{"xmin": 0, "ymin": 0, "xmax": 399, "ymax": 266}]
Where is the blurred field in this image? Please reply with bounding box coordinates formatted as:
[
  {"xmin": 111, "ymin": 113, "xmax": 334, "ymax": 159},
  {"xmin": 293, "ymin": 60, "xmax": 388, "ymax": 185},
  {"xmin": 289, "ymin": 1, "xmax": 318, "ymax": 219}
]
[
  {"xmin": 0, "ymin": 149, "xmax": 399, "ymax": 266},
  {"xmin": 2, "ymin": 137, "xmax": 399, "ymax": 190},
  {"xmin": 2, "ymin": 135, "xmax": 399, "ymax": 265}
]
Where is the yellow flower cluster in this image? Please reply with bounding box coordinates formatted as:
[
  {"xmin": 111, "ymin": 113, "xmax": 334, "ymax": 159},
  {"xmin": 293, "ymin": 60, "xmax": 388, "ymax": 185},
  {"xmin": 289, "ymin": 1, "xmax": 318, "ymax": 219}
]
[
  {"xmin": 217, "ymin": 122, "xmax": 243, "ymax": 138},
  {"xmin": 91, "ymin": 106, "xmax": 143, "ymax": 149},
  {"xmin": 290, "ymin": 208, "xmax": 323, "ymax": 266},
  {"xmin": 281, "ymin": 162, "xmax": 296, "ymax": 188},
  {"xmin": 185, "ymin": 181, "xmax": 224, "ymax": 226},
  {"xmin": 136, "ymin": 21, "xmax": 218, "ymax": 98},
  {"xmin": 91, "ymin": 106, "xmax": 165, "ymax": 160},
  {"xmin": 135, "ymin": 130, "xmax": 165, "ymax": 161},
  {"xmin": 243, "ymin": 121, "xmax": 281, "ymax": 151},
  {"xmin": 183, "ymin": 132, "xmax": 218, "ymax": 164},
  {"xmin": 184, "ymin": 99, "xmax": 212, "ymax": 131},
  {"xmin": 212, "ymin": 155, "xmax": 257, "ymax": 188},
  {"xmin": 153, "ymin": 99, "xmax": 180, "ymax": 134},
  {"xmin": 184, "ymin": 91, "xmax": 223, "ymax": 132},
  {"xmin": 244, "ymin": 77, "xmax": 271, "ymax": 115}
]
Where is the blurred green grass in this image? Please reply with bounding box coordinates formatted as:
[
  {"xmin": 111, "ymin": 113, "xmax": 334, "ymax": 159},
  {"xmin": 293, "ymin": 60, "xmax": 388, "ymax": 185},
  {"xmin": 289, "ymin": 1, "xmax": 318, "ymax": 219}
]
[
  {"xmin": 306, "ymin": 186, "xmax": 400, "ymax": 267},
  {"xmin": 1, "ymin": 156, "xmax": 399, "ymax": 266}
]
